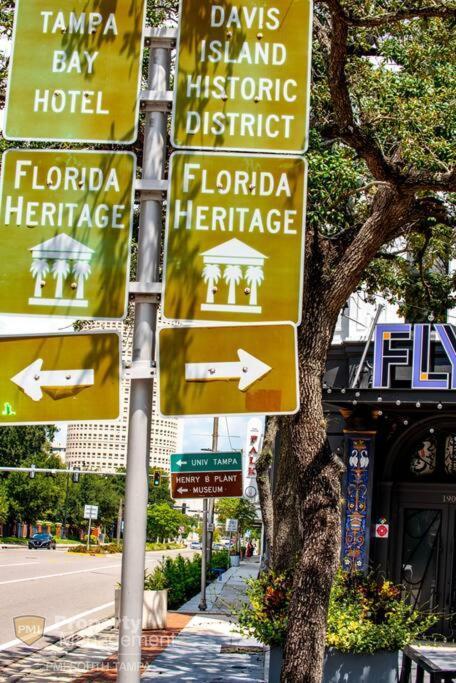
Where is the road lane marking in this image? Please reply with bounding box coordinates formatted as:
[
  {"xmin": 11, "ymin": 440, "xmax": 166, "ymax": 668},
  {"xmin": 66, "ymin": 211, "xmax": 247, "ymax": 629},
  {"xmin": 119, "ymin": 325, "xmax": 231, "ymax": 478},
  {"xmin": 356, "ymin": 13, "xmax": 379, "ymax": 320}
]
[
  {"xmin": 0, "ymin": 551, "xmax": 174, "ymax": 585},
  {"xmin": 0, "ymin": 600, "xmax": 114, "ymax": 652},
  {"xmin": 0, "ymin": 562, "xmax": 123, "ymax": 585},
  {"xmin": 0, "ymin": 562, "xmax": 37, "ymax": 568}
]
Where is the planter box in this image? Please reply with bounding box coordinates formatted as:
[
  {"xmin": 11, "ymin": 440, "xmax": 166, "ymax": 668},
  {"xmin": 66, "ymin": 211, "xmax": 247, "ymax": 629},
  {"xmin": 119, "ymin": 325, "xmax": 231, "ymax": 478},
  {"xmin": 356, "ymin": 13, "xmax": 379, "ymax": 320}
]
[
  {"xmin": 266, "ymin": 647, "xmax": 399, "ymax": 683},
  {"xmin": 324, "ymin": 649, "xmax": 399, "ymax": 682},
  {"xmin": 115, "ymin": 588, "xmax": 167, "ymax": 630},
  {"xmin": 230, "ymin": 555, "xmax": 240, "ymax": 567}
]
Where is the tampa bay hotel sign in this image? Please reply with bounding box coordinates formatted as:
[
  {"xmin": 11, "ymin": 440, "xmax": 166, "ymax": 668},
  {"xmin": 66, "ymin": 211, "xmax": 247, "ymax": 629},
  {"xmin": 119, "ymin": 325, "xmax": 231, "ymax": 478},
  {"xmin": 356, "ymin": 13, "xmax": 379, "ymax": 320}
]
[{"xmin": 325, "ymin": 322, "xmax": 456, "ymax": 633}]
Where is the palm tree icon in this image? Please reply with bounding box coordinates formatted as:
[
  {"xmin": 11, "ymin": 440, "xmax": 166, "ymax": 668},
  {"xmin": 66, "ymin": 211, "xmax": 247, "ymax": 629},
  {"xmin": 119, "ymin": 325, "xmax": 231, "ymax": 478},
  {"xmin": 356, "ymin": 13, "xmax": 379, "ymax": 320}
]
[
  {"xmin": 202, "ymin": 264, "xmax": 221, "ymax": 304},
  {"xmin": 30, "ymin": 259, "xmax": 49, "ymax": 298},
  {"xmin": 52, "ymin": 259, "xmax": 70, "ymax": 299},
  {"xmin": 245, "ymin": 266, "xmax": 264, "ymax": 306},
  {"xmin": 224, "ymin": 265, "xmax": 242, "ymax": 305},
  {"xmin": 73, "ymin": 261, "xmax": 92, "ymax": 300}
]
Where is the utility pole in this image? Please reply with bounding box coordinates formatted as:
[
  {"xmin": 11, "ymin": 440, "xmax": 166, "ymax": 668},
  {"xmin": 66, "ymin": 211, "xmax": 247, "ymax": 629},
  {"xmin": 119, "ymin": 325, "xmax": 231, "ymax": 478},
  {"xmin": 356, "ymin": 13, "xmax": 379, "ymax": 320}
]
[
  {"xmin": 199, "ymin": 417, "xmax": 219, "ymax": 611},
  {"xmin": 198, "ymin": 499, "xmax": 208, "ymax": 611},
  {"xmin": 117, "ymin": 40, "xmax": 170, "ymax": 681},
  {"xmin": 207, "ymin": 417, "xmax": 219, "ymax": 567},
  {"xmin": 116, "ymin": 497, "xmax": 123, "ymax": 546}
]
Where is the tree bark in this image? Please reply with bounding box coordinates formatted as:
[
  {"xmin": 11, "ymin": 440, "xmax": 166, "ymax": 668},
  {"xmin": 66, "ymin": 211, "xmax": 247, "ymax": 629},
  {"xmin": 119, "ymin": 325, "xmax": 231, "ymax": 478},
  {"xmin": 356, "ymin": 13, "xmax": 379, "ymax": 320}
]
[{"xmin": 256, "ymin": 416, "xmax": 277, "ymax": 567}]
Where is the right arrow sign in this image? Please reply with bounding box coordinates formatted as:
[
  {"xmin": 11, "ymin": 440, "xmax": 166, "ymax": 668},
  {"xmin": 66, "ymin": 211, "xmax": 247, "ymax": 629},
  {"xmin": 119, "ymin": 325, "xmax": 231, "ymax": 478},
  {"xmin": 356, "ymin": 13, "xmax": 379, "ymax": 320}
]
[{"xmin": 158, "ymin": 323, "xmax": 298, "ymax": 417}]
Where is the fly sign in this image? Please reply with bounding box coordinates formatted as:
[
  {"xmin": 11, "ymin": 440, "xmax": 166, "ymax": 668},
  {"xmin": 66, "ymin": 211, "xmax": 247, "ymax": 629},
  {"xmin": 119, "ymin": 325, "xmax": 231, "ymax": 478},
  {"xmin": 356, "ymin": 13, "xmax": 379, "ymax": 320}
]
[
  {"xmin": 172, "ymin": 0, "xmax": 313, "ymax": 153},
  {"xmin": 4, "ymin": 0, "xmax": 145, "ymax": 143},
  {"xmin": 163, "ymin": 152, "xmax": 306, "ymax": 324},
  {"xmin": 0, "ymin": 150, "xmax": 135, "ymax": 320}
]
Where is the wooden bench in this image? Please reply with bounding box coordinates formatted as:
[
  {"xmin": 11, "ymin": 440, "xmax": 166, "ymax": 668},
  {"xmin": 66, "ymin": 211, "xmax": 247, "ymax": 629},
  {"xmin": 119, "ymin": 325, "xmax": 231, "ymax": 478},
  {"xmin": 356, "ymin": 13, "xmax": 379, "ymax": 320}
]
[{"xmin": 400, "ymin": 644, "xmax": 456, "ymax": 682}]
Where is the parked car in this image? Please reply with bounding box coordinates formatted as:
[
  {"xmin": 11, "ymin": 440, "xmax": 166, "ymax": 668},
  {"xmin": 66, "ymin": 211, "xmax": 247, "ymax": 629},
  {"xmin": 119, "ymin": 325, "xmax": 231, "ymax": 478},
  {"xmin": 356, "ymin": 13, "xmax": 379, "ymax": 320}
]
[
  {"xmin": 212, "ymin": 543, "xmax": 224, "ymax": 550},
  {"xmin": 28, "ymin": 533, "xmax": 56, "ymax": 550},
  {"xmin": 189, "ymin": 541, "xmax": 202, "ymax": 550}
]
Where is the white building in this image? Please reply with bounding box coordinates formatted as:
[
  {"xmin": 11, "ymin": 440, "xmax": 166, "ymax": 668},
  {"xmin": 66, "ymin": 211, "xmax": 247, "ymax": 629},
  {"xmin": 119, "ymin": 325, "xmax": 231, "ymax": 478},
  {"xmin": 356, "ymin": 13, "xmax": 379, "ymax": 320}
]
[{"xmin": 65, "ymin": 321, "xmax": 182, "ymax": 473}]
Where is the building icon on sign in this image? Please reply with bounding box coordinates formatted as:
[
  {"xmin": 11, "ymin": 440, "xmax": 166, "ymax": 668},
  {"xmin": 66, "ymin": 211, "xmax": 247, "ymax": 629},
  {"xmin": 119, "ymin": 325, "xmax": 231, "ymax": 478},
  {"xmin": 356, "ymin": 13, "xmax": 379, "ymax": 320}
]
[
  {"xmin": 200, "ymin": 238, "xmax": 267, "ymax": 314},
  {"xmin": 29, "ymin": 234, "xmax": 94, "ymax": 309}
]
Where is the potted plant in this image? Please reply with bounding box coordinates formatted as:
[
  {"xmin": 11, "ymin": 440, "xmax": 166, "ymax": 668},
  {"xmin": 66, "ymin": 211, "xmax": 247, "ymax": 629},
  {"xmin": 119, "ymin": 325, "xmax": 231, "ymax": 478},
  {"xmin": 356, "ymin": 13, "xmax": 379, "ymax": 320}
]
[
  {"xmin": 230, "ymin": 544, "xmax": 241, "ymax": 567},
  {"xmin": 236, "ymin": 568, "xmax": 438, "ymax": 683},
  {"xmin": 115, "ymin": 567, "xmax": 168, "ymax": 630}
]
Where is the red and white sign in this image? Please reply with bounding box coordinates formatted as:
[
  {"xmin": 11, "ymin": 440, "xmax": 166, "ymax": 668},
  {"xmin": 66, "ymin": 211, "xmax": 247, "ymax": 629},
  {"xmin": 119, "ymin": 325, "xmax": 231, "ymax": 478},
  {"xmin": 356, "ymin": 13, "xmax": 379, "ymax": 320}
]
[{"xmin": 374, "ymin": 523, "xmax": 389, "ymax": 538}]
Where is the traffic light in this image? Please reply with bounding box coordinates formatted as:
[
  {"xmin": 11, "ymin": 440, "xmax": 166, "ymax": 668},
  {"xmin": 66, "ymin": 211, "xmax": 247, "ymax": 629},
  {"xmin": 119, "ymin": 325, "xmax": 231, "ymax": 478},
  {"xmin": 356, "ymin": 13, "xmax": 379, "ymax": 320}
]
[
  {"xmin": 29, "ymin": 464, "xmax": 36, "ymax": 479},
  {"xmin": 153, "ymin": 471, "xmax": 161, "ymax": 487},
  {"xmin": 72, "ymin": 468, "xmax": 80, "ymax": 483}
]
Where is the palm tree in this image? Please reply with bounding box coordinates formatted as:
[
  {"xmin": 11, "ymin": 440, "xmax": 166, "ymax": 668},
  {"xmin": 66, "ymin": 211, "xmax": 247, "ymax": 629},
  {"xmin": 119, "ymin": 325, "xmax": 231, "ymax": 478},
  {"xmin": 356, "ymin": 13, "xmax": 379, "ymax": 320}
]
[
  {"xmin": 30, "ymin": 259, "xmax": 49, "ymax": 298},
  {"xmin": 52, "ymin": 259, "xmax": 70, "ymax": 299},
  {"xmin": 245, "ymin": 266, "xmax": 264, "ymax": 306},
  {"xmin": 202, "ymin": 264, "xmax": 221, "ymax": 304},
  {"xmin": 224, "ymin": 265, "xmax": 242, "ymax": 305},
  {"xmin": 72, "ymin": 260, "xmax": 92, "ymax": 300}
]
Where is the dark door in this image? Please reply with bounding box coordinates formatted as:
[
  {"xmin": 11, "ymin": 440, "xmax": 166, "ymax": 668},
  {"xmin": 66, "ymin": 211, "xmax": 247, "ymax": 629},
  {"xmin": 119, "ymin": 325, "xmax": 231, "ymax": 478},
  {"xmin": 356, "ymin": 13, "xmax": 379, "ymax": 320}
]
[{"xmin": 393, "ymin": 484, "xmax": 456, "ymax": 637}]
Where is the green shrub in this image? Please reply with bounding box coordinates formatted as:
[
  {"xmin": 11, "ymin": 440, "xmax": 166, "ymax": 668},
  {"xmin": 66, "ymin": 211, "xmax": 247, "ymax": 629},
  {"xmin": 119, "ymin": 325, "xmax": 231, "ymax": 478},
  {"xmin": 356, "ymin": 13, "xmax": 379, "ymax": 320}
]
[
  {"xmin": 326, "ymin": 569, "xmax": 438, "ymax": 654},
  {"xmin": 236, "ymin": 568, "xmax": 439, "ymax": 651},
  {"xmin": 68, "ymin": 542, "xmax": 122, "ymax": 554},
  {"xmin": 211, "ymin": 549, "xmax": 229, "ymax": 571}
]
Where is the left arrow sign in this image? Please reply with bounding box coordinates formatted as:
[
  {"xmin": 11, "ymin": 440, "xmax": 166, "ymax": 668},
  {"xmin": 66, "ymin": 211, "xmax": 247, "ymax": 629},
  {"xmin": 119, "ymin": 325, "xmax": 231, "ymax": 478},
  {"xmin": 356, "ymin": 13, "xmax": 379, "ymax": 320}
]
[{"xmin": 11, "ymin": 359, "xmax": 95, "ymax": 402}]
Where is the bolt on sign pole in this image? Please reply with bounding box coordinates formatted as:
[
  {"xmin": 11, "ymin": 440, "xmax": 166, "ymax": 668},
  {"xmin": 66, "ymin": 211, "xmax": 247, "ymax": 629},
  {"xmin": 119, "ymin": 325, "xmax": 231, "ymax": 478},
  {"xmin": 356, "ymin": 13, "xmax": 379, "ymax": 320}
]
[{"xmin": 117, "ymin": 44, "xmax": 170, "ymax": 681}]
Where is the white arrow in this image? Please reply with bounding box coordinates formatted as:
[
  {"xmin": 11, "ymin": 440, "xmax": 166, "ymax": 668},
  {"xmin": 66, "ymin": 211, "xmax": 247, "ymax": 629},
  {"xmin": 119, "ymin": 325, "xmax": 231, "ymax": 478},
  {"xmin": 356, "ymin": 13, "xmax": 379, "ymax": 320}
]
[
  {"xmin": 11, "ymin": 359, "xmax": 95, "ymax": 402},
  {"xmin": 185, "ymin": 349, "xmax": 271, "ymax": 392},
  {"xmin": 176, "ymin": 459, "xmax": 188, "ymax": 467},
  {"xmin": 177, "ymin": 487, "xmax": 189, "ymax": 494}
]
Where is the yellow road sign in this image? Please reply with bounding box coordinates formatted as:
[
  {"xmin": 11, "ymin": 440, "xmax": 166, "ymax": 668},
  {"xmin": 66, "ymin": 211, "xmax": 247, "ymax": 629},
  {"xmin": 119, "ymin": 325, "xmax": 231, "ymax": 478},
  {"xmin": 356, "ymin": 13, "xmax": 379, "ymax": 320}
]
[
  {"xmin": 163, "ymin": 152, "xmax": 306, "ymax": 324},
  {"xmin": 172, "ymin": 0, "xmax": 313, "ymax": 153},
  {"xmin": 0, "ymin": 149, "xmax": 135, "ymax": 320},
  {"xmin": 158, "ymin": 323, "xmax": 299, "ymax": 417},
  {"xmin": 4, "ymin": 0, "xmax": 145, "ymax": 143},
  {"xmin": 0, "ymin": 331, "xmax": 120, "ymax": 425}
]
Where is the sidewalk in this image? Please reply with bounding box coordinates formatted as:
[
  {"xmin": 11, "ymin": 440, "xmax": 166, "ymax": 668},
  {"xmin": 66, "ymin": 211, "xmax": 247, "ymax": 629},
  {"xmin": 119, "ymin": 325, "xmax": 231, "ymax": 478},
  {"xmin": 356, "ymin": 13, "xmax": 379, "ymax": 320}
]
[{"xmin": 0, "ymin": 559, "xmax": 265, "ymax": 682}]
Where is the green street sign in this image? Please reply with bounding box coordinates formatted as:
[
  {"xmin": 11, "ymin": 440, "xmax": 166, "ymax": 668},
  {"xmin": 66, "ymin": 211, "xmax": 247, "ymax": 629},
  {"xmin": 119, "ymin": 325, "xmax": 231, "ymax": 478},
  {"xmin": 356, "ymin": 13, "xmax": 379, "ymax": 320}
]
[
  {"xmin": 0, "ymin": 331, "xmax": 120, "ymax": 425},
  {"xmin": 170, "ymin": 451, "xmax": 242, "ymax": 473},
  {"xmin": 4, "ymin": 0, "xmax": 145, "ymax": 143},
  {"xmin": 0, "ymin": 149, "xmax": 135, "ymax": 320}
]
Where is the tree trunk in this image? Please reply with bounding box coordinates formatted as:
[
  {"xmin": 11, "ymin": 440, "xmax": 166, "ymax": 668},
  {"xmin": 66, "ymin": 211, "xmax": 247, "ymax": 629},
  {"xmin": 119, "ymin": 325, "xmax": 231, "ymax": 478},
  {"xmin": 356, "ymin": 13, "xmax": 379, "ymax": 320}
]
[{"xmin": 275, "ymin": 325, "xmax": 343, "ymax": 683}]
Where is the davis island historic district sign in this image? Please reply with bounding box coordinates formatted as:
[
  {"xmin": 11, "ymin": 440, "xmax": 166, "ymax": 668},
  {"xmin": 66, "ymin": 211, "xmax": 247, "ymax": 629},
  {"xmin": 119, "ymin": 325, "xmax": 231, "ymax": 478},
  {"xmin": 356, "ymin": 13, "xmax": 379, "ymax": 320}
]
[{"xmin": 158, "ymin": 0, "xmax": 312, "ymax": 420}]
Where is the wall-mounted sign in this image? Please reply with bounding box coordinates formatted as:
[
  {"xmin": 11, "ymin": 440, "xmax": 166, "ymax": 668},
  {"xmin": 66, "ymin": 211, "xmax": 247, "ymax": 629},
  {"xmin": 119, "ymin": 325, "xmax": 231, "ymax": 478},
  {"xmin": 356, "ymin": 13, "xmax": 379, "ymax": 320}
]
[
  {"xmin": 4, "ymin": 0, "xmax": 145, "ymax": 143},
  {"xmin": 163, "ymin": 152, "xmax": 306, "ymax": 324},
  {"xmin": 374, "ymin": 523, "xmax": 389, "ymax": 539},
  {"xmin": 158, "ymin": 323, "xmax": 299, "ymax": 417},
  {"xmin": 373, "ymin": 323, "xmax": 456, "ymax": 390},
  {"xmin": 243, "ymin": 417, "xmax": 263, "ymax": 501},
  {"xmin": 0, "ymin": 331, "xmax": 120, "ymax": 425},
  {"xmin": 0, "ymin": 150, "xmax": 135, "ymax": 320},
  {"xmin": 172, "ymin": 0, "xmax": 313, "ymax": 153}
]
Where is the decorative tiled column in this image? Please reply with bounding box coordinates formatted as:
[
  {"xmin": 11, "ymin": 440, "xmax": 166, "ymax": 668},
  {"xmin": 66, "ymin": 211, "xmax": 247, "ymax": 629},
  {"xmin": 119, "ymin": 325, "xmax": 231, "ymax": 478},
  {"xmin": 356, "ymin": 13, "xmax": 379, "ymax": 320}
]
[{"xmin": 341, "ymin": 432, "xmax": 376, "ymax": 572}]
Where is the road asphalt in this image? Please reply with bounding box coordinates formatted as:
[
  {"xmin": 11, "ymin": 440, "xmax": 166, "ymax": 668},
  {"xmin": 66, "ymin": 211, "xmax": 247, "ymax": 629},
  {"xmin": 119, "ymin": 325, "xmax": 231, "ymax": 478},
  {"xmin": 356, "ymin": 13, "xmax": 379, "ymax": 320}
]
[{"xmin": 0, "ymin": 546, "xmax": 196, "ymax": 670}]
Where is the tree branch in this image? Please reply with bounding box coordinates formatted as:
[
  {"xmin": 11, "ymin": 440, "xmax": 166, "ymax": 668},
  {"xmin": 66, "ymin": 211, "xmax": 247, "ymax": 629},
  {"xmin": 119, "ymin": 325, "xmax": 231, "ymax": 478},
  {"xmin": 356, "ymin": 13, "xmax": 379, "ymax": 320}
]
[
  {"xmin": 350, "ymin": 6, "xmax": 456, "ymax": 28},
  {"xmin": 324, "ymin": 0, "xmax": 402, "ymax": 183},
  {"xmin": 256, "ymin": 416, "xmax": 278, "ymax": 568},
  {"xmin": 317, "ymin": 0, "xmax": 456, "ymax": 28}
]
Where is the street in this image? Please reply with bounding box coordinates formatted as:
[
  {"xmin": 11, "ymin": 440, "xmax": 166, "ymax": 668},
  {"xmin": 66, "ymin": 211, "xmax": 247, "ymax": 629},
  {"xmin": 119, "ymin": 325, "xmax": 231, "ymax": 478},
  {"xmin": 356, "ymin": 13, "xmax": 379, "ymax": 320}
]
[{"xmin": 0, "ymin": 547, "xmax": 195, "ymax": 667}]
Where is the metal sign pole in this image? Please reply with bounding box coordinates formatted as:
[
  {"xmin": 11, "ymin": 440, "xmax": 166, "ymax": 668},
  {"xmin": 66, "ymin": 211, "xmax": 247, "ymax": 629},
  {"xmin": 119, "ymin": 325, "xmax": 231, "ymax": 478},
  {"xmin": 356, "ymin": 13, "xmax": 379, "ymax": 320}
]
[
  {"xmin": 117, "ymin": 42, "xmax": 170, "ymax": 681},
  {"xmin": 87, "ymin": 515, "xmax": 92, "ymax": 551}
]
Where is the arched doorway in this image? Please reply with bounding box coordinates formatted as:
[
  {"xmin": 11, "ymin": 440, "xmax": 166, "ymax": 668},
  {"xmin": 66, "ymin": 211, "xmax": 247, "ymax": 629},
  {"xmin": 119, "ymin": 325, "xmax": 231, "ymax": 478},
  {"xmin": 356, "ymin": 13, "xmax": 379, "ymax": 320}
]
[{"xmin": 387, "ymin": 418, "xmax": 456, "ymax": 637}]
